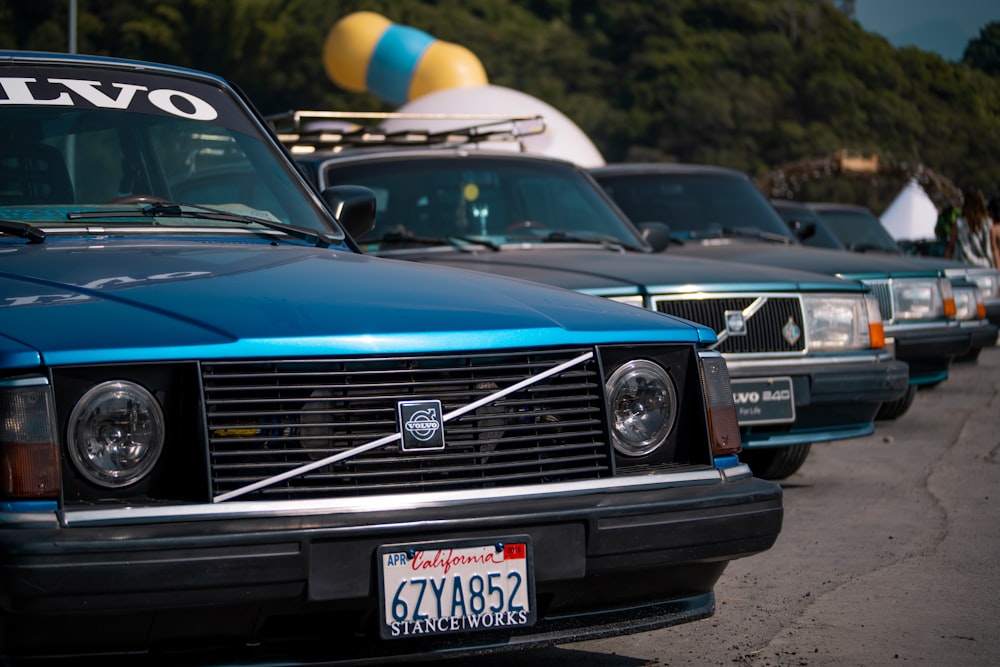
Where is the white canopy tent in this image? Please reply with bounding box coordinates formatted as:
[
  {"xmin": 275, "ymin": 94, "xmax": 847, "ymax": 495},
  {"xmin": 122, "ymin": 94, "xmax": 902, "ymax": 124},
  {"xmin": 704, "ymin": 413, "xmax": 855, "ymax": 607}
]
[{"xmin": 880, "ymin": 178, "xmax": 939, "ymax": 241}]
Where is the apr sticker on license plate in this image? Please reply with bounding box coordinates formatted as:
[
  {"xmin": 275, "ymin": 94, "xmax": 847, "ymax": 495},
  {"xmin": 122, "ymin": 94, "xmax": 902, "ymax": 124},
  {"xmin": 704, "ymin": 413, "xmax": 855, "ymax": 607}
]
[
  {"xmin": 731, "ymin": 376, "xmax": 796, "ymax": 425},
  {"xmin": 378, "ymin": 537, "xmax": 535, "ymax": 639}
]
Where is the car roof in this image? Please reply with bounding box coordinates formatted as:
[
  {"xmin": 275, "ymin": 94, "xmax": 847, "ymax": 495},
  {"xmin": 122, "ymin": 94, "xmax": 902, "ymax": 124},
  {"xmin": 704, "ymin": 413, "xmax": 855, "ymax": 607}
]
[
  {"xmin": 806, "ymin": 202, "xmax": 874, "ymax": 214},
  {"xmin": 0, "ymin": 50, "xmax": 226, "ymax": 86},
  {"xmin": 298, "ymin": 145, "xmax": 583, "ymax": 170},
  {"xmin": 771, "ymin": 199, "xmax": 821, "ymax": 214},
  {"xmin": 589, "ymin": 163, "xmax": 748, "ymax": 178}
]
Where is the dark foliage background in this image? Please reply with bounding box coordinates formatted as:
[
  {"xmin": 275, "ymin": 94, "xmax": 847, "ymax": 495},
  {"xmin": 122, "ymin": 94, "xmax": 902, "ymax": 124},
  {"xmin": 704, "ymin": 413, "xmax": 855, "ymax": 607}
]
[{"xmin": 2, "ymin": 0, "xmax": 999, "ymax": 212}]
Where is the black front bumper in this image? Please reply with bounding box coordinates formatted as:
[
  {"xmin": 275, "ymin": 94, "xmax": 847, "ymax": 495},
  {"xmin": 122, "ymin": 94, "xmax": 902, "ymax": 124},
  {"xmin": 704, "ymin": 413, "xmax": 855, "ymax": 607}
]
[
  {"xmin": 986, "ymin": 301, "xmax": 1000, "ymax": 328},
  {"xmin": 888, "ymin": 324, "xmax": 970, "ymax": 383},
  {"xmin": 0, "ymin": 472, "xmax": 782, "ymax": 665},
  {"xmin": 967, "ymin": 322, "xmax": 999, "ymax": 352},
  {"xmin": 727, "ymin": 354, "xmax": 910, "ymax": 449}
]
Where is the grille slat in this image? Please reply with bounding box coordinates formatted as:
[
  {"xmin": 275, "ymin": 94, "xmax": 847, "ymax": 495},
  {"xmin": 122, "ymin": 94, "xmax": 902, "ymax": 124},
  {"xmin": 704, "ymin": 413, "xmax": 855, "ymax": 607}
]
[
  {"xmin": 203, "ymin": 349, "xmax": 612, "ymax": 500},
  {"xmin": 203, "ymin": 389, "xmax": 600, "ymax": 407},
  {"xmin": 208, "ymin": 419, "xmax": 604, "ymax": 451},
  {"xmin": 215, "ymin": 450, "xmax": 608, "ymax": 479},
  {"xmin": 255, "ymin": 464, "xmax": 612, "ymax": 497},
  {"xmin": 654, "ymin": 295, "xmax": 806, "ymax": 354},
  {"xmin": 863, "ymin": 280, "xmax": 894, "ymax": 321},
  {"xmin": 212, "ymin": 441, "xmax": 607, "ymax": 470},
  {"xmin": 204, "ymin": 380, "xmax": 598, "ymax": 406},
  {"xmin": 204, "ymin": 360, "xmax": 588, "ymax": 380}
]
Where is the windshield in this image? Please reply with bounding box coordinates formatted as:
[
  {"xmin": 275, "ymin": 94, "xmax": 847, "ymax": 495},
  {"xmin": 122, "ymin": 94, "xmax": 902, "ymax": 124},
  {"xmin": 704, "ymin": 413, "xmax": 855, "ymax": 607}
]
[
  {"xmin": 812, "ymin": 208, "xmax": 902, "ymax": 253},
  {"xmin": 0, "ymin": 64, "xmax": 333, "ymax": 238},
  {"xmin": 595, "ymin": 171, "xmax": 796, "ymax": 242},
  {"xmin": 771, "ymin": 202, "xmax": 846, "ymax": 250},
  {"xmin": 319, "ymin": 156, "xmax": 643, "ymax": 249}
]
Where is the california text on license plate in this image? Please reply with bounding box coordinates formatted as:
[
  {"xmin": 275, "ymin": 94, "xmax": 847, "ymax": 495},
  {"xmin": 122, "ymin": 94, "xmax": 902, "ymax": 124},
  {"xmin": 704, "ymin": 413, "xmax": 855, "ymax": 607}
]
[{"xmin": 378, "ymin": 537, "xmax": 535, "ymax": 639}]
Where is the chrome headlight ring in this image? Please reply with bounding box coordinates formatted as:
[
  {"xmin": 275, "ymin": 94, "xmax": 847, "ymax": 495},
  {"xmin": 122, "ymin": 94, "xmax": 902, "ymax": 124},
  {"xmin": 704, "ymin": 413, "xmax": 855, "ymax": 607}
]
[
  {"xmin": 67, "ymin": 380, "xmax": 165, "ymax": 488},
  {"xmin": 605, "ymin": 359, "xmax": 678, "ymax": 457}
]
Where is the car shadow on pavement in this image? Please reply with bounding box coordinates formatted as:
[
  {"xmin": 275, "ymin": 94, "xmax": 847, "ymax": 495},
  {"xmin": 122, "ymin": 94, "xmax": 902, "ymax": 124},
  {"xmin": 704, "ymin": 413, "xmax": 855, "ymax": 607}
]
[
  {"xmin": 776, "ymin": 481, "xmax": 812, "ymax": 490},
  {"xmin": 445, "ymin": 645, "xmax": 650, "ymax": 666}
]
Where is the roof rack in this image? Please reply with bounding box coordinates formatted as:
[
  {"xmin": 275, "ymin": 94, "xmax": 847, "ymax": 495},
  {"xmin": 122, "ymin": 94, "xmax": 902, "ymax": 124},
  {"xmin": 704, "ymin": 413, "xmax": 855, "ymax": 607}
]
[{"xmin": 266, "ymin": 110, "xmax": 546, "ymax": 153}]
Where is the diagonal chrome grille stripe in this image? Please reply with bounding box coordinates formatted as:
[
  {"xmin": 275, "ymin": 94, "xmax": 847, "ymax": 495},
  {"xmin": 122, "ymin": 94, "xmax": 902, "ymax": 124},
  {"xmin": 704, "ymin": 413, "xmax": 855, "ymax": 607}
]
[
  {"xmin": 212, "ymin": 350, "xmax": 595, "ymax": 502},
  {"xmin": 711, "ymin": 296, "xmax": 767, "ymax": 349}
]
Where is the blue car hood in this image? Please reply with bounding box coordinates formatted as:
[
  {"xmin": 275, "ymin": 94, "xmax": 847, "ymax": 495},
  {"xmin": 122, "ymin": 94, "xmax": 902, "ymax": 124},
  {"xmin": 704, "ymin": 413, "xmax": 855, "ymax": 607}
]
[
  {"xmin": 671, "ymin": 242, "xmax": 944, "ymax": 279},
  {"xmin": 387, "ymin": 246, "xmax": 861, "ymax": 294},
  {"xmin": 0, "ymin": 241, "xmax": 709, "ymax": 367}
]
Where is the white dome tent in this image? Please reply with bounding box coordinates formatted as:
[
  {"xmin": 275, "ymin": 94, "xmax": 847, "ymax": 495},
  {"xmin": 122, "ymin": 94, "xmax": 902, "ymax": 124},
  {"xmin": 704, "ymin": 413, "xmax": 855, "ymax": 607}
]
[{"xmin": 880, "ymin": 178, "xmax": 939, "ymax": 241}]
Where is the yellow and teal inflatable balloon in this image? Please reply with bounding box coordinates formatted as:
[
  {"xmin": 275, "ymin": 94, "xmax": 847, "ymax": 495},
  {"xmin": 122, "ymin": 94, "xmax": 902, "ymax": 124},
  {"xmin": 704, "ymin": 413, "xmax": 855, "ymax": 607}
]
[{"xmin": 323, "ymin": 11, "xmax": 488, "ymax": 105}]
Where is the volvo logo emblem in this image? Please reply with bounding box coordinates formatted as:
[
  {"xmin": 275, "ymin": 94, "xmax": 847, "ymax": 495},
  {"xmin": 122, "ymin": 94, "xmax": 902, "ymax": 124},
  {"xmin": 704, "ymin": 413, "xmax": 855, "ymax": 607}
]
[
  {"xmin": 405, "ymin": 410, "xmax": 440, "ymax": 441},
  {"xmin": 724, "ymin": 310, "xmax": 747, "ymax": 336},
  {"xmin": 398, "ymin": 400, "xmax": 445, "ymax": 451},
  {"xmin": 782, "ymin": 317, "xmax": 802, "ymax": 346}
]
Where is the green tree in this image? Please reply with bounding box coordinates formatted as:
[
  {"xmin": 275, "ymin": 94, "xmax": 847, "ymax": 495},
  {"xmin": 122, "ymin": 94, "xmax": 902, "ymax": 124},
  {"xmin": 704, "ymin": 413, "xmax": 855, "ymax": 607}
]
[
  {"xmin": 0, "ymin": 0, "xmax": 998, "ymax": 208},
  {"xmin": 963, "ymin": 21, "xmax": 1000, "ymax": 76}
]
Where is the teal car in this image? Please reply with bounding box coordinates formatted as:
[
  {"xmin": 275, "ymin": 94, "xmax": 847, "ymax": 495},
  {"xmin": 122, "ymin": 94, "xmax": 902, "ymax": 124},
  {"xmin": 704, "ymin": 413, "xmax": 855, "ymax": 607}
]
[
  {"xmin": 785, "ymin": 200, "xmax": 1000, "ymax": 331},
  {"xmin": 592, "ymin": 163, "xmax": 971, "ymax": 419},
  {"xmin": 0, "ymin": 53, "xmax": 783, "ymax": 663}
]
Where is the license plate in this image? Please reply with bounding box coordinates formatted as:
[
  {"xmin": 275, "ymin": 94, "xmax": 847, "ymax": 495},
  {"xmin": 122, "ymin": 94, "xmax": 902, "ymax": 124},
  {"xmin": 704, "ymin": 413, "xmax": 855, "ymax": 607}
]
[
  {"xmin": 378, "ymin": 537, "xmax": 535, "ymax": 639},
  {"xmin": 731, "ymin": 376, "xmax": 796, "ymax": 424}
]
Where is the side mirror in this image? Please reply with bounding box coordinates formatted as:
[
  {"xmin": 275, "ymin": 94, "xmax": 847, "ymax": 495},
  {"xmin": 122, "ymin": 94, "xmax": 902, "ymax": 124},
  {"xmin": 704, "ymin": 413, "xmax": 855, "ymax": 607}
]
[
  {"xmin": 321, "ymin": 185, "xmax": 376, "ymax": 239},
  {"xmin": 637, "ymin": 222, "xmax": 672, "ymax": 253},
  {"xmin": 789, "ymin": 219, "xmax": 816, "ymax": 241}
]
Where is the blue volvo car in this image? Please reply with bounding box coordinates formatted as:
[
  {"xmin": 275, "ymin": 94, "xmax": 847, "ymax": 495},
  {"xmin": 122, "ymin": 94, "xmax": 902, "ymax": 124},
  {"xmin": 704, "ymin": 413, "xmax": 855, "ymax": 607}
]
[
  {"xmin": 0, "ymin": 53, "xmax": 783, "ymax": 664},
  {"xmin": 274, "ymin": 112, "xmax": 908, "ymax": 481}
]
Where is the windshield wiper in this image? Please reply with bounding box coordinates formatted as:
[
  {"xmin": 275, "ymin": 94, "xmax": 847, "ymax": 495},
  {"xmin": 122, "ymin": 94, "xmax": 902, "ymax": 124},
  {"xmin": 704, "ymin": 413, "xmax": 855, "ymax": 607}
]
[
  {"xmin": 0, "ymin": 219, "xmax": 46, "ymax": 244},
  {"xmin": 846, "ymin": 242, "xmax": 898, "ymax": 254},
  {"xmin": 535, "ymin": 231, "xmax": 640, "ymax": 251},
  {"xmin": 373, "ymin": 231, "xmax": 500, "ymax": 252},
  {"xmin": 720, "ymin": 226, "xmax": 793, "ymax": 244},
  {"xmin": 66, "ymin": 202, "xmax": 335, "ymax": 248},
  {"xmin": 682, "ymin": 226, "xmax": 793, "ymax": 244}
]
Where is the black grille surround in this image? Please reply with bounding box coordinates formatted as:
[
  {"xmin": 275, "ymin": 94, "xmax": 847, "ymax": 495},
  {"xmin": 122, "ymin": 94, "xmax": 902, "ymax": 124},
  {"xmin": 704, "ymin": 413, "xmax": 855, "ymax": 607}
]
[
  {"xmin": 653, "ymin": 294, "xmax": 806, "ymax": 355},
  {"xmin": 862, "ymin": 280, "xmax": 894, "ymax": 322},
  {"xmin": 202, "ymin": 346, "xmax": 705, "ymax": 502}
]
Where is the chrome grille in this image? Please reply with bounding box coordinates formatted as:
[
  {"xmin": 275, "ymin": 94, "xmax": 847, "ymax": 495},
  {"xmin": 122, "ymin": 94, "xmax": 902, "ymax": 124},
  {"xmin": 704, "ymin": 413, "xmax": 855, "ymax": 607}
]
[
  {"xmin": 863, "ymin": 280, "xmax": 893, "ymax": 321},
  {"xmin": 202, "ymin": 348, "xmax": 609, "ymax": 500},
  {"xmin": 654, "ymin": 295, "xmax": 805, "ymax": 354}
]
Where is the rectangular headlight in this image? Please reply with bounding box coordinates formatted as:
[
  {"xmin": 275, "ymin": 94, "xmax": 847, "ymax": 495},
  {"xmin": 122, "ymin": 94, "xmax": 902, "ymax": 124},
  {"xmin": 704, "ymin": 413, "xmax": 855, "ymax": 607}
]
[
  {"xmin": 802, "ymin": 295, "xmax": 872, "ymax": 351},
  {"xmin": 953, "ymin": 287, "xmax": 977, "ymax": 321},
  {"xmin": 954, "ymin": 284, "xmax": 986, "ymax": 321},
  {"xmin": 970, "ymin": 270, "xmax": 1000, "ymax": 301},
  {"xmin": 892, "ymin": 278, "xmax": 945, "ymax": 320},
  {"xmin": 947, "ymin": 267, "xmax": 1000, "ymax": 303}
]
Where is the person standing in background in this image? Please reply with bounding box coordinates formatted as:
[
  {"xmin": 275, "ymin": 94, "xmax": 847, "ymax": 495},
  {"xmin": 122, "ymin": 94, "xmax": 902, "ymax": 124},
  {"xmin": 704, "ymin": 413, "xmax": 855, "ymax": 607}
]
[{"xmin": 945, "ymin": 188, "xmax": 1000, "ymax": 269}]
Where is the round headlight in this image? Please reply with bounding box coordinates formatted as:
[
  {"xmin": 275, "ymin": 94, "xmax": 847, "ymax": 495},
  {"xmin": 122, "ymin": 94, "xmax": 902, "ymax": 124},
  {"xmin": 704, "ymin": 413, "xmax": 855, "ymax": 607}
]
[
  {"xmin": 67, "ymin": 381, "xmax": 165, "ymax": 488},
  {"xmin": 605, "ymin": 359, "xmax": 677, "ymax": 457}
]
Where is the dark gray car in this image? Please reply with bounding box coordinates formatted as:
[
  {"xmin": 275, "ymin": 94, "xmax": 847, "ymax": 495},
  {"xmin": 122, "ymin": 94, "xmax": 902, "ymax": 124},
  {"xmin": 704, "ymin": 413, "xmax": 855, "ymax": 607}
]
[{"xmin": 276, "ymin": 113, "xmax": 909, "ymax": 480}]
